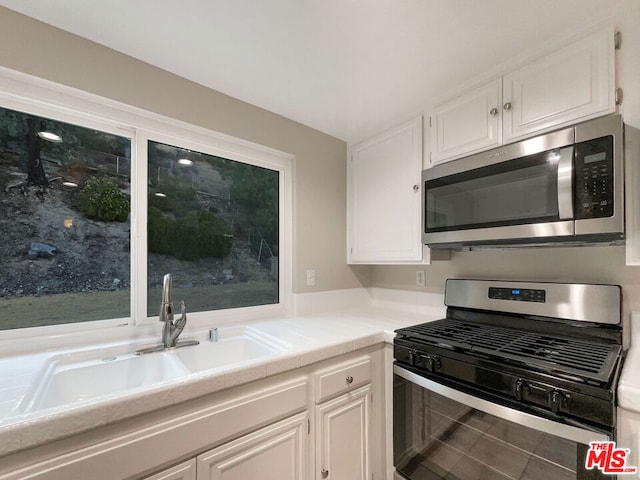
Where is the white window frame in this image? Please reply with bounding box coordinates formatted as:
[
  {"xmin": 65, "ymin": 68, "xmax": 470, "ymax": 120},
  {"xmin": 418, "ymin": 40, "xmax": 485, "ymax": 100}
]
[{"xmin": 0, "ymin": 66, "xmax": 293, "ymax": 340}]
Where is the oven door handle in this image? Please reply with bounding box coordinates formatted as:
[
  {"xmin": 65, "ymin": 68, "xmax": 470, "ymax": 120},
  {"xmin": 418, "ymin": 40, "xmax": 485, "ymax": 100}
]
[{"xmin": 394, "ymin": 365, "xmax": 609, "ymax": 444}]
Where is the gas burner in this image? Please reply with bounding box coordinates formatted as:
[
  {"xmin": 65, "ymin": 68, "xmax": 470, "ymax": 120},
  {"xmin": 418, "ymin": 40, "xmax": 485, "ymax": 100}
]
[{"xmin": 399, "ymin": 318, "xmax": 621, "ymax": 384}]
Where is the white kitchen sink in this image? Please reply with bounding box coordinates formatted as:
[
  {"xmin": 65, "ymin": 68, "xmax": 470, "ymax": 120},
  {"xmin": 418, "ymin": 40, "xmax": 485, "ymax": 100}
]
[
  {"xmin": 17, "ymin": 326, "xmax": 290, "ymax": 414},
  {"xmin": 173, "ymin": 333, "xmax": 285, "ymax": 372},
  {"xmin": 22, "ymin": 351, "xmax": 190, "ymax": 412}
]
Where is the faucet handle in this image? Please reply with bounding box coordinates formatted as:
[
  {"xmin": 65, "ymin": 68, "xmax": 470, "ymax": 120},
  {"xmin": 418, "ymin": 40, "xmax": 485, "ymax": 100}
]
[{"xmin": 174, "ymin": 300, "xmax": 187, "ymax": 331}]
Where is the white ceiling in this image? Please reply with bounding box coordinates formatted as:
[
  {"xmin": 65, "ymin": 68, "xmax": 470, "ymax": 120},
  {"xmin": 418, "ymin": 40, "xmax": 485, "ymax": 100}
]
[{"xmin": 0, "ymin": 0, "xmax": 625, "ymax": 143}]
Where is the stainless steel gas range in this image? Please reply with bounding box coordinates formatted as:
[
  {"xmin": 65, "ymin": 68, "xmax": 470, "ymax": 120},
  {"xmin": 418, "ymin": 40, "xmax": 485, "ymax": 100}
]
[{"xmin": 393, "ymin": 279, "xmax": 625, "ymax": 480}]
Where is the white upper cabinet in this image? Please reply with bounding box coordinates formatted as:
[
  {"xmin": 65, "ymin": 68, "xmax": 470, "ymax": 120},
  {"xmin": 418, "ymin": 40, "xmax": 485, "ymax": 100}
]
[
  {"xmin": 430, "ymin": 78, "xmax": 502, "ymax": 164},
  {"xmin": 503, "ymin": 28, "xmax": 615, "ymax": 142},
  {"xmin": 430, "ymin": 28, "xmax": 616, "ymax": 165},
  {"xmin": 348, "ymin": 116, "xmax": 426, "ymax": 264}
]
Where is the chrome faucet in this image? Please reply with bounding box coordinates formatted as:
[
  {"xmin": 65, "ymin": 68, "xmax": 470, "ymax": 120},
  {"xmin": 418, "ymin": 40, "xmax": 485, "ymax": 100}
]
[
  {"xmin": 135, "ymin": 273, "xmax": 199, "ymax": 355},
  {"xmin": 159, "ymin": 274, "xmax": 188, "ymax": 348}
]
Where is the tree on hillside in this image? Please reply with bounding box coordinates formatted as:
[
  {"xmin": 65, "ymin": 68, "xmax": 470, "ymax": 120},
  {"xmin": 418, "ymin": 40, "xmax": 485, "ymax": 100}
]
[
  {"xmin": 0, "ymin": 106, "xmax": 130, "ymax": 187},
  {"xmin": 25, "ymin": 118, "xmax": 48, "ymax": 186}
]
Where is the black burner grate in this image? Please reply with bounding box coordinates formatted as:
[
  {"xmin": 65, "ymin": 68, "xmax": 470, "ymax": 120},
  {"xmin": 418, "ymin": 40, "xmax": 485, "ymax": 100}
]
[{"xmin": 401, "ymin": 319, "xmax": 621, "ymax": 383}]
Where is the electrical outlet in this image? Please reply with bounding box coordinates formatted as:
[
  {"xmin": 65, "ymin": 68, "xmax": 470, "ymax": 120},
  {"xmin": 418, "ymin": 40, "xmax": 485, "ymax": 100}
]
[
  {"xmin": 306, "ymin": 269, "xmax": 316, "ymax": 287},
  {"xmin": 416, "ymin": 270, "xmax": 426, "ymax": 287}
]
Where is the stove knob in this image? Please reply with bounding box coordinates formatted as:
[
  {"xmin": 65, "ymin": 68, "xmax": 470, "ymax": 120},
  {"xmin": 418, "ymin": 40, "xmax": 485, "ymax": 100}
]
[
  {"xmin": 514, "ymin": 379, "xmax": 526, "ymax": 401},
  {"xmin": 424, "ymin": 355, "xmax": 434, "ymax": 372},
  {"xmin": 414, "ymin": 353, "xmax": 423, "ymax": 366},
  {"xmin": 430, "ymin": 355, "xmax": 442, "ymax": 372},
  {"xmin": 407, "ymin": 350, "xmax": 415, "ymax": 365},
  {"xmin": 407, "ymin": 350, "xmax": 422, "ymax": 367},
  {"xmin": 417, "ymin": 354, "xmax": 440, "ymax": 372},
  {"xmin": 549, "ymin": 390, "xmax": 562, "ymax": 413}
]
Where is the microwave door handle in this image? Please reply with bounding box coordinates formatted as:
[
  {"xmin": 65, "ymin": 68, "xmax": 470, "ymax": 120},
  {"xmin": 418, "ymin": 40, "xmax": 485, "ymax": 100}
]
[{"xmin": 557, "ymin": 146, "xmax": 574, "ymax": 220}]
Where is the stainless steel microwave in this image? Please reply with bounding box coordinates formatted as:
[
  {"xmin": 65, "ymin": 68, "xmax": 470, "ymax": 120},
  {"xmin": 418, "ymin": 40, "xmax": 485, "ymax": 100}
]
[{"xmin": 423, "ymin": 114, "xmax": 631, "ymax": 249}]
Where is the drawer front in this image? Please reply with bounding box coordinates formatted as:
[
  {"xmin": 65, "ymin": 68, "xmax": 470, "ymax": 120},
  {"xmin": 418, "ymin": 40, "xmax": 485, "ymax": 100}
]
[{"xmin": 314, "ymin": 356, "xmax": 371, "ymax": 403}]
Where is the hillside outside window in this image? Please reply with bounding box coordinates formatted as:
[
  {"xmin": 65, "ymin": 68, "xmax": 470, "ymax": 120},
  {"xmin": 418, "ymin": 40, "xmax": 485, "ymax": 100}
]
[
  {"xmin": 146, "ymin": 140, "xmax": 279, "ymax": 316},
  {"xmin": 0, "ymin": 106, "xmax": 131, "ymax": 330}
]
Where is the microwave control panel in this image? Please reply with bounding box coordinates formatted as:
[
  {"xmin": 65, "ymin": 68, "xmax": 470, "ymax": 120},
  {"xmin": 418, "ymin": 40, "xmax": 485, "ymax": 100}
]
[{"xmin": 574, "ymin": 135, "xmax": 614, "ymax": 219}]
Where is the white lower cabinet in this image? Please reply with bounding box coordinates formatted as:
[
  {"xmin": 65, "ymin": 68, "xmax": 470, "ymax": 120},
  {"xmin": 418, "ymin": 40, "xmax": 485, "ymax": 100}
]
[
  {"xmin": 312, "ymin": 355, "xmax": 373, "ymax": 480},
  {"xmin": 315, "ymin": 385, "xmax": 371, "ymax": 480},
  {"xmin": 144, "ymin": 460, "xmax": 197, "ymax": 480},
  {"xmin": 197, "ymin": 413, "xmax": 307, "ymax": 480}
]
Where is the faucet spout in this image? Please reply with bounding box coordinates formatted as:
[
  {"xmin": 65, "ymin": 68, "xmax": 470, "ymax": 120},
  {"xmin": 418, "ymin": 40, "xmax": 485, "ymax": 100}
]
[
  {"xmin": 159, "ymin": 273, "xmax": 173, "ymax": 324},
  {"xmin": 161, "ymin": 273, "xmax": 172, "ymax": 305}
]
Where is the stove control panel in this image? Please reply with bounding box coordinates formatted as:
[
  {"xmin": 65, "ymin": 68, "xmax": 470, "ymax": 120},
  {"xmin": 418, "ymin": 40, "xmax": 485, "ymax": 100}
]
[{"xmin": 488, "ymin": 287, "xmax": 546, "ymax": 303}]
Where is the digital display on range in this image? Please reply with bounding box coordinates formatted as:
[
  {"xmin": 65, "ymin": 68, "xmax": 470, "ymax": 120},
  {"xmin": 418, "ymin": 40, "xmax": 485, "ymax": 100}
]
[{"xmin": 489, "ymin": 287, "xmax": 546, "ymax": 303}]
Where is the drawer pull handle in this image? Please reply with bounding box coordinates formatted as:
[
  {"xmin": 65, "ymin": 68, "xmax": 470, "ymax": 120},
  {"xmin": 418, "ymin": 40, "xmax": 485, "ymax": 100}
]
[{"xmin": 346, "ymin": 376, "xmax": 354, "ymax": 384}]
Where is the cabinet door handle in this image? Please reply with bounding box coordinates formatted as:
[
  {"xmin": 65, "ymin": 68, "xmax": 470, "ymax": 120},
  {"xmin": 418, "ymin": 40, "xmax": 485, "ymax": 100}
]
[
  {"xmin": 346, "ymin": 376, "xmax": 354, "ymax": 384},
  {"xmin": 503, "ymin": 101, "xmax": 512, "ymax": 111},
  {"xmin": 489, "ymin": 107, "xmax": 498, "ymax": 116},
  {"xmin": 321, "ymin": 468, "xmax": 329, "ymax": 478},
  {"xmin": 412, "ymin": 184, "xmax": 419, "ymax": 192}
]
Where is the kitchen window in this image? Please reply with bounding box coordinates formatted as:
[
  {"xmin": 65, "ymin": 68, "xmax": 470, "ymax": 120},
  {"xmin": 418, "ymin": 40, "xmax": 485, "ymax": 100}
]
[
  {"xmin": 146, "ymin": 140, "xmax": 279, "ymax": 316},
  {"xmin": 0, "ymin": 70, "xmax": 292, "ymax": 333},
  {"xmin": 0, "ymin": 106, "xmax": 132, "ymax": 330}
]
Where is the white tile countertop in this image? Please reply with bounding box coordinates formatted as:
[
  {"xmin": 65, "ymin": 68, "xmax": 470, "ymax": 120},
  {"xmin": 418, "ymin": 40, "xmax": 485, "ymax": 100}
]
[{"xmin": 0, "ymin": 296, "xmax": 445, "ymax": 458}]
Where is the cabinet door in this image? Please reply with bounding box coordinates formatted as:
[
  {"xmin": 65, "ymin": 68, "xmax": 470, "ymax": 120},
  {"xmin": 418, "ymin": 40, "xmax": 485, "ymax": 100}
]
[
  {"xmin": 197, "ymin": 413, "xmax": 306, "ymax": 480},
  {"xmin": 430, "ymin": 78, "xmax": 502, "ymax": 164},
  {"xmin": 143, "ymin": 459, "xmax": 196, "ymax": 480},
  {"xmin": 348, "ymin": 116, "xmax": 424, "ymax": 264},
  {"xmin": 503, "ymin": 28, "xmax": 615, "ymax": 142},
  {"xmin": 316, "ymin": 385, "xmax": 371, "ymax": 480}
]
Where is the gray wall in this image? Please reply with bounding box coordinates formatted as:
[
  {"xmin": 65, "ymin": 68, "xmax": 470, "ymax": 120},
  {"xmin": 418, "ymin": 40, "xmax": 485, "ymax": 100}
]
[
  {"xmin": 0, "ymin": 6, "xmax": 363, "ymax": 294},
  {"xmin": 373, "ymin": 246, "xmax": 640, "ymax": 317}
]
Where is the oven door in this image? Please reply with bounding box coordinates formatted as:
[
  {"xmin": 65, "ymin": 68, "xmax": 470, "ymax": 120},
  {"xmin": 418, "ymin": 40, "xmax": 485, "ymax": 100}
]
[
  {"xmin": 393, "ymin": 365, "xmax": 614, "ymax": 480},
  {"xmin": 423, "ymin": 128, "xmax": 575, "ymax": 247}
]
